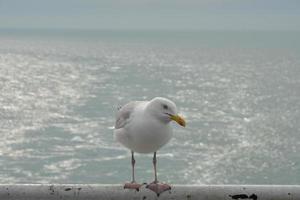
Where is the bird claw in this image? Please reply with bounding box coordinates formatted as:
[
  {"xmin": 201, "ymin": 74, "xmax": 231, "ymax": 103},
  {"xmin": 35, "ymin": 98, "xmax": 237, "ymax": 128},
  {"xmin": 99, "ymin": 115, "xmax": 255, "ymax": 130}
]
[
  {"xmin": 124, "ymin": 182, "xmax": 143, "ymax": 191},
  {"xmin": 146, "ymin": 182, "xmax": 171, "ymax": 196}
]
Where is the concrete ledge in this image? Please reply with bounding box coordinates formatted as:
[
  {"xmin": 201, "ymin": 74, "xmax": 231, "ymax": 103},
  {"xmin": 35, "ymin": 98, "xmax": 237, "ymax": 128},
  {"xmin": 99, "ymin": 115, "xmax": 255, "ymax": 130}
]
[{"xmin": 0, "ymin": 184, "xmax": 300, "ymax": 200}]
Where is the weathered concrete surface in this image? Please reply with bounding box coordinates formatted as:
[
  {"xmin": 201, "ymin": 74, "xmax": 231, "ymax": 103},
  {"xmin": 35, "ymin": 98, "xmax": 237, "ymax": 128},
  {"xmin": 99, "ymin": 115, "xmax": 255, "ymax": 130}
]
[{"xmin": 0, "ymin": 184, "xmax": 300, "ymax": 200}]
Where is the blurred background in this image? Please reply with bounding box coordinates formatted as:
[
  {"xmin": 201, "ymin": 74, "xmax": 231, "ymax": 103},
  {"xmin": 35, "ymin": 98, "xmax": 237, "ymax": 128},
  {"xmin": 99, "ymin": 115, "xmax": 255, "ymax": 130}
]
[{"xmin": 0, "ymin": 0, "xmax": 300, "ymax": 184}]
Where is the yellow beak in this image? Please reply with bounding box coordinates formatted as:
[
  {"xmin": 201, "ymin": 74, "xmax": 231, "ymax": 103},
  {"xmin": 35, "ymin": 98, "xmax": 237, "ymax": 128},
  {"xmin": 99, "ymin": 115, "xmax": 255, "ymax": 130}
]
[{"xmin": 170, "ymin": 115, "xmax": 186, "ymax": 127}]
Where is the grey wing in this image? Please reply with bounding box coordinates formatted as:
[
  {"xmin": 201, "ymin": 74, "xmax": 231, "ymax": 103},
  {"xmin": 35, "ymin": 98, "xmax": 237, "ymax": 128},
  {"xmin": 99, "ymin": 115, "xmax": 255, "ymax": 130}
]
[{"xmin": 114, "ymin": 101, "xmax": 143, "ymax": 129}]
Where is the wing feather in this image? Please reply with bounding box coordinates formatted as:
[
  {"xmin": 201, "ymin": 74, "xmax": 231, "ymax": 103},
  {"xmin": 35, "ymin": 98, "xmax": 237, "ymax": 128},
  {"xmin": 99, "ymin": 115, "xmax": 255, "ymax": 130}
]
[{"xmin": 114, "ymin": 101, "xmax": 143, "ymax": 129}]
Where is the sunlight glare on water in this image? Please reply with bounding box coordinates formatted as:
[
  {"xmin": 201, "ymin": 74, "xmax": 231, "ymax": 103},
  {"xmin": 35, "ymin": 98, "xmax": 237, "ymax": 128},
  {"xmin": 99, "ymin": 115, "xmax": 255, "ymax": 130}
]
[{"xmin": 0, "ymin": 30, "xmax": 300, "ymax": 184}]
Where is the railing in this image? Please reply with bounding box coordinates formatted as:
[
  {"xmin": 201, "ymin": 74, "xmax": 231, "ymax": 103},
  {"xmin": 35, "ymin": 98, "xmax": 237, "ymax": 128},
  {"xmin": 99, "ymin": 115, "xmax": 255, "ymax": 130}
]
[{"xmin": 0, "ymin": 184, "xmax": 299, "ymax": 200}]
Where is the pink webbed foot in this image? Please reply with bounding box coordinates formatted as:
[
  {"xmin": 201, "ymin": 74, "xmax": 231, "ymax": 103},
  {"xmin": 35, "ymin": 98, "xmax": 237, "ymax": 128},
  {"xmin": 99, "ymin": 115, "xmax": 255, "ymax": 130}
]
[
  {"xmin": 146, "ymin": 182, "xmax": 171, "ymax": 196},
  {"xmin": 124, "ymin": 182, "xmax": 143, "ymax": 191}
]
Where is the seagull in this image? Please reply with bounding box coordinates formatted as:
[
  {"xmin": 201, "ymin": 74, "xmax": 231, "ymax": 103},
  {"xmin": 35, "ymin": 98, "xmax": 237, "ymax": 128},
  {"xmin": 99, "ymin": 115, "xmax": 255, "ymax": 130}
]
[{"xmin": 114, "ymin": 97, "xmax": 186, "ymax": 196}]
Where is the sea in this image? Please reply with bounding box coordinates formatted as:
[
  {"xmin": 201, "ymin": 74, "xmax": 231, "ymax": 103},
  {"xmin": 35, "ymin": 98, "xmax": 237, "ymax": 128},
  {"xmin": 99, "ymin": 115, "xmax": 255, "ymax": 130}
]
[{"xmin": 0, "ymin": 29, "xmax": 299, "ymax": 185}]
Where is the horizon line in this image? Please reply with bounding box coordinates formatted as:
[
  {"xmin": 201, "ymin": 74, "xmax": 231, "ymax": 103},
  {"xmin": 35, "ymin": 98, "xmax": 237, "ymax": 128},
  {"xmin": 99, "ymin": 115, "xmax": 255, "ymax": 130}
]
[{"xmin": 0, "ymin": 27, "xmax": 300, "ymax": 32}]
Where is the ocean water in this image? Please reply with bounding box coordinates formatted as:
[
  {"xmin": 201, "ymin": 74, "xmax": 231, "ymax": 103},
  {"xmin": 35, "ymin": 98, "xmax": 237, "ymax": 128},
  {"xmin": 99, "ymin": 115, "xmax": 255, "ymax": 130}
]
[{"xmin": 0, "ymin": 30, "xmax": 300, "ymax": 185}]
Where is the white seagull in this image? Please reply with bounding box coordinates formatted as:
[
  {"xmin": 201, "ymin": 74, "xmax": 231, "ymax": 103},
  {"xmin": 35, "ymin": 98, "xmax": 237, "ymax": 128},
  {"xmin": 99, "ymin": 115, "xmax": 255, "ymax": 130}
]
[{"xmin": 114, "ymin": 97, "xmax": 186, "ymax": 196}]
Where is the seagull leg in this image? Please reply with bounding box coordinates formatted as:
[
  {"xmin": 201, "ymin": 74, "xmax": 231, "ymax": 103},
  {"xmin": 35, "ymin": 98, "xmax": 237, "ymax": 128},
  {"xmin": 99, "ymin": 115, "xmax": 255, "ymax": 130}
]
[
  {"xmin": 146, "ymin": 152, "xmax": 171, "ymax": 196},
  {"xmin": 124, "ymin": 151, "xmax": 143, "ymax": 191}
]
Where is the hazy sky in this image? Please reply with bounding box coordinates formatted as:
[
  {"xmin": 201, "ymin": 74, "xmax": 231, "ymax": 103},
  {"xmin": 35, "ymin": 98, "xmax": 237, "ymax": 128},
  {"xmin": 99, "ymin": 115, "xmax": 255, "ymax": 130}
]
[{"xmin": 0, "ymin": 0, "xmax": 299, "ymax": 30}]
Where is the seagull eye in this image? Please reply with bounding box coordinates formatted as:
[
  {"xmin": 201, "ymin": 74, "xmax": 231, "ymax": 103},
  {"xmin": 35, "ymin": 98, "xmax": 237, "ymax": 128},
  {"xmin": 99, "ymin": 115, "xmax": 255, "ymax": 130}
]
[{"xmin": 163, "ymin": 104, "xmax": 168, "ymax": 109}]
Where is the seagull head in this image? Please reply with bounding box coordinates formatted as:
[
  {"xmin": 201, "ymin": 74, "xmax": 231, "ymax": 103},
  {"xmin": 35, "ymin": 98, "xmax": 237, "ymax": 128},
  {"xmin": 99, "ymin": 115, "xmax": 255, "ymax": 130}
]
[{"xmin": 147, "ymin": 97, "xmax": 186, "ymax": 127}]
